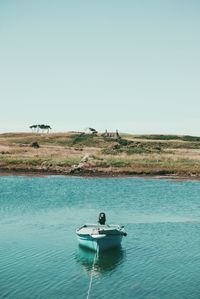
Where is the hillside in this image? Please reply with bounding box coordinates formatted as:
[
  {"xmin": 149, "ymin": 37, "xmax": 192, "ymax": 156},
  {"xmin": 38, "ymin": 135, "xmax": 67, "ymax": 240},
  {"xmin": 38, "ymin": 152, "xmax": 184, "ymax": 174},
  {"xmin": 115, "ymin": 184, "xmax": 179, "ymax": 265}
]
[{"xmin": 0, "ymin": 132, "xmax": 200, "ymax": 178}]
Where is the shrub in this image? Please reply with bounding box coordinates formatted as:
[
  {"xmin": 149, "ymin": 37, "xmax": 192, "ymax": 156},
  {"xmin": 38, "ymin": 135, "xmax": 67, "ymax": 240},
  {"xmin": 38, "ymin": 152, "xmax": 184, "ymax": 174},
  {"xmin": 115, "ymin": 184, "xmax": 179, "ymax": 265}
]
[{"xmin": 118, "ymin": 138, "xmax": 129, "ymax": 146}]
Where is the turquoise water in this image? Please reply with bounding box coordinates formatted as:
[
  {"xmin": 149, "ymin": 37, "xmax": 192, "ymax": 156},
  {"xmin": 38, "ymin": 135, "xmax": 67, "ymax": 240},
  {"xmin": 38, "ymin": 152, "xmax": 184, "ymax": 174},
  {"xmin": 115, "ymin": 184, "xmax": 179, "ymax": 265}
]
[{"xmin": 0, "ymin": 176, "xmax": 200, "ymax": 299}]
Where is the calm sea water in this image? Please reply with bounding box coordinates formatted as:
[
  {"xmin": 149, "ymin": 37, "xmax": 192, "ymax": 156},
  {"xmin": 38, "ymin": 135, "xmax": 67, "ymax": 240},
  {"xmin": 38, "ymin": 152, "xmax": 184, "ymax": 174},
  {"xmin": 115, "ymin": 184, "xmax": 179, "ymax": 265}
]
[{"xmin": 0, "ymin": 176, "xmax": 200, "ymax": 299}]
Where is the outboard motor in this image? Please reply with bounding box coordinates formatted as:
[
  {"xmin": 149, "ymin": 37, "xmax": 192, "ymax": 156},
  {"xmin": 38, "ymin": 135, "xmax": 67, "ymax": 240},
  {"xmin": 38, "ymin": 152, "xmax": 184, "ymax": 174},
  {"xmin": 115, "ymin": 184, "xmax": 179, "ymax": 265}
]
[{"xmin": 99, "ymin": 212, "xmax": 106, "ymax": 225}]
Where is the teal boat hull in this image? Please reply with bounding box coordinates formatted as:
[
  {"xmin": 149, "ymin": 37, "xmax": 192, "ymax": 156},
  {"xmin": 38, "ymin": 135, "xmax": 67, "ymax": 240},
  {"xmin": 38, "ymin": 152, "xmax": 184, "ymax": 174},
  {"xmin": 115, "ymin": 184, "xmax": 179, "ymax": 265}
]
[{"xmin": 77, "ymin": 234, "xmax": 123, "ymax": 251}]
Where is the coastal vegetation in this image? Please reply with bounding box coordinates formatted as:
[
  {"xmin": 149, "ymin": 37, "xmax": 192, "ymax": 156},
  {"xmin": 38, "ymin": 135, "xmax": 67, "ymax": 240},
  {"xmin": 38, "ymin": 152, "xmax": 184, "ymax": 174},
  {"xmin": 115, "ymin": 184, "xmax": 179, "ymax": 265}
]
[
  {"xmin": 29, "ymin": 124, "xmax": 52, "ymax": 133},
  {"xmin": 0, "ymin": 132, "xmax": 200, "ymax": 178}
]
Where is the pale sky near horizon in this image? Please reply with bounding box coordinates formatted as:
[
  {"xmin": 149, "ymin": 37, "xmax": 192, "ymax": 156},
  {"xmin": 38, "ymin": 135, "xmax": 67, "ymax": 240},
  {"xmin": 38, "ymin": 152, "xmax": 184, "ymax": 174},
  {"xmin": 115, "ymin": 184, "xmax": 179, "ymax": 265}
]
[{"xmin": 0, "ymin": 0, "xmax": 200, "ymax": 135}]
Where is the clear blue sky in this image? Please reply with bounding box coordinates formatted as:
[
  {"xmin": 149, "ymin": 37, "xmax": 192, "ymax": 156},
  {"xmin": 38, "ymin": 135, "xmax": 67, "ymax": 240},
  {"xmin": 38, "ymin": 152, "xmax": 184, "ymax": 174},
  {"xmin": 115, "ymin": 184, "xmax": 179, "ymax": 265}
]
[{"xmin": 0, "ymin": 0, "xmax": 200, "ymax": 135}]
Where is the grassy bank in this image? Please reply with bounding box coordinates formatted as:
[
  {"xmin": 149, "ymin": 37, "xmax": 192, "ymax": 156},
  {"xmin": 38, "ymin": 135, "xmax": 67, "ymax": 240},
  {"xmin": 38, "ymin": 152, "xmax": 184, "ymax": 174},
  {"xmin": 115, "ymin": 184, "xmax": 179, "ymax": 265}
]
[{"xmin": 0, "ymin": 132, "xmax": 200, "ymax": 178}]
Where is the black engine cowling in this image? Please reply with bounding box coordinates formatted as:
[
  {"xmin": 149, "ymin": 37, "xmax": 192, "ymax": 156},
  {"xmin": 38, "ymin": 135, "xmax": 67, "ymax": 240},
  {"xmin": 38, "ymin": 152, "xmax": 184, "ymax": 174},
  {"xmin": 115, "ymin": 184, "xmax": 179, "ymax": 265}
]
[{"xmin": 99, "ymin": 212, "xmax": 106, "ymax": 225}]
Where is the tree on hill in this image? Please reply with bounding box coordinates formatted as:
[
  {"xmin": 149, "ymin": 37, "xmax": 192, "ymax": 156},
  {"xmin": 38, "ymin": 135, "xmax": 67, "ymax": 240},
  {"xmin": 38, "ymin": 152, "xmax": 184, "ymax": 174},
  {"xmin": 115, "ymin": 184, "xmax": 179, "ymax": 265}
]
[
  {"xmin": 29, "ymin": 124, "xmax": 52, "ymax": 133},
  {"xmin": 45, "ymin": 125, "xmax": 52, "ymax": 133},
  {"xmin": 38, "ymin": 124, "xmax": 46, "ymax": 133},
  {"xmin": 38, "ymin": 124, "xmax": 52, "ymax": 133},
  {"xmin": 29, "ymin": 125, "xmax": 38, "ymax": 132},
  {"xmin": 89, "ymin": 128, "xmax": 98, "ymax": 135}
]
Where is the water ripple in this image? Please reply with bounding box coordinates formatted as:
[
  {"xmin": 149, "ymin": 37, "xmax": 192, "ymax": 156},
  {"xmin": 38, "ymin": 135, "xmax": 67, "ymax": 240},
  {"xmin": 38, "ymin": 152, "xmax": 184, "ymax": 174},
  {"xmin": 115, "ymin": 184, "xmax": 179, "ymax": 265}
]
[{"xmin": 1, "ymin": 176, "xmax": 200, "ymax": 298}]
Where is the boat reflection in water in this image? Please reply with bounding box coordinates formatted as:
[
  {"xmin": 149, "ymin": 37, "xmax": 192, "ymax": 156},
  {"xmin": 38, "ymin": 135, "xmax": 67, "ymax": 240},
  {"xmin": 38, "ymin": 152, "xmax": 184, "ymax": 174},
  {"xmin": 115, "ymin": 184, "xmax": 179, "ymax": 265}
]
[{"xmin": 76, "ymin": 244, "xmax": 125, "ymax": 276}]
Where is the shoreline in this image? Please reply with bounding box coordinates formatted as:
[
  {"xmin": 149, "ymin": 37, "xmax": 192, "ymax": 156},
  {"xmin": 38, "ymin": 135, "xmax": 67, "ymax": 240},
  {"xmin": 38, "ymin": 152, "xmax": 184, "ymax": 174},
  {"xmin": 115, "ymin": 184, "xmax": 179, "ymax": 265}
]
[
  {"xmin": 0, "ymin": 168, "xmax": 200, "ymax": 182},
  {"xmin": 1, "ymin": 132, "xmax": 200, "ymax": 182}
]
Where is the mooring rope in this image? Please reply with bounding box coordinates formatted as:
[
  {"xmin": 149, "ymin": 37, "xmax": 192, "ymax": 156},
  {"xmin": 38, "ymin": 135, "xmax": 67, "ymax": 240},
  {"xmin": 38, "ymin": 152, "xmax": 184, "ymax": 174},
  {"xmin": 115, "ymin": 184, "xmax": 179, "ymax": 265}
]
[{"xmin": 86, "ymin": 247, "xmax": 98, "ymax": 299}]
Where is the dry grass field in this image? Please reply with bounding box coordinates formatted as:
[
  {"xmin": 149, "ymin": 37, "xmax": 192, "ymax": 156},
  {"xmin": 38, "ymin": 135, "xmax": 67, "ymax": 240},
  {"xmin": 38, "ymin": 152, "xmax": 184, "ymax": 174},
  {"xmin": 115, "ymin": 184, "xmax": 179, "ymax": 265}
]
[{"xmin": 1, "ymin": 132, "xmax": 200, "ymax": 178}]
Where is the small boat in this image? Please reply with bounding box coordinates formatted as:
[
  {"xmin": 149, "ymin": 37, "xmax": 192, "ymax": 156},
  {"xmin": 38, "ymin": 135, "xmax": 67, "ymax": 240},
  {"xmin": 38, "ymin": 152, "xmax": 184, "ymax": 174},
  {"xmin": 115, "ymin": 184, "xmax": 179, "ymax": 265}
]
[{"xmin": 76, "ymin": 213, "xmax": 127, "ymax": 252}]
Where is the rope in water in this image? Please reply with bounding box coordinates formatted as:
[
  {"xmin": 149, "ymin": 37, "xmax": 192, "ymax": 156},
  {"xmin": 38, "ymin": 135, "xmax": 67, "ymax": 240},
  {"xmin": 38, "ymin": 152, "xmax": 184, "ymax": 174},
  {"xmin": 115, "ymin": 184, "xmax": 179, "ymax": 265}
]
[{"xmin": 86, "ymin": 247, "xmax": 98, "ymax": 299}]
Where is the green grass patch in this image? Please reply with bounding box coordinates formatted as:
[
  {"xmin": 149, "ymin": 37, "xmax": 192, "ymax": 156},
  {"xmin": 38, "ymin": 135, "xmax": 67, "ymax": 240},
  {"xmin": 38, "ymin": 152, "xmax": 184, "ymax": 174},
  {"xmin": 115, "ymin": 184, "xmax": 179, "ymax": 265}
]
[
  {"xmin": 108, "ymin": 159, "xmax": 132, "ymax": 167},
  {"xmin": 0, "ymin": 156, "xmax": 80, "ymax": 167},
  {"xmin": 102, "ymin": 145, "xmax": 160, "ymax": 155},
  {"xmin": 137, "ymin": 134, "xmax": 200, "ymax": 142},
  {"xmin": 95, "ymin": 159, "xmax": 132, "ymax": 168}
]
